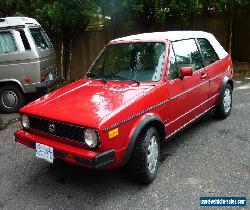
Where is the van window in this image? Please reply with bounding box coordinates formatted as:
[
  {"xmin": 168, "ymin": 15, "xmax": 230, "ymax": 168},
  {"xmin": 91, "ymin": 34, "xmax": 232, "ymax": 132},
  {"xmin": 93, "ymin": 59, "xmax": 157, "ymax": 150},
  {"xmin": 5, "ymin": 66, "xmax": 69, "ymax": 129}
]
[
  {"xmin": 172, "ymin": 39, "xmax": 203, "ymax": 71},
  {"xmin": 30, "ymin": 27, "xmax": 52, "ymax": 49},
  {"xmin": 0, "ymin": 31, "xmax": 17, "ymax": 53},
  {"xmin": 197, "ymin": 38, "xmax": 219, "ymax": 67}
]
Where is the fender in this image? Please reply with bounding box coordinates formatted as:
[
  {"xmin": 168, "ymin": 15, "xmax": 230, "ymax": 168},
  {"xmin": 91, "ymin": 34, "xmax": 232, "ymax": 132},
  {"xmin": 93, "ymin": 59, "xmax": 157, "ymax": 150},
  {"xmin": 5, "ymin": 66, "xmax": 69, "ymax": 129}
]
[
  {"xmin": 0, "ymin": 79, "xmax": 24, "ymax": 92},
  {"xmin": 221, "ymin": 75, "xmax": 234, "ymax": 91},
  {"xmin": 121, "ymin": 114, "xmax": 165, "ymax": 166}
]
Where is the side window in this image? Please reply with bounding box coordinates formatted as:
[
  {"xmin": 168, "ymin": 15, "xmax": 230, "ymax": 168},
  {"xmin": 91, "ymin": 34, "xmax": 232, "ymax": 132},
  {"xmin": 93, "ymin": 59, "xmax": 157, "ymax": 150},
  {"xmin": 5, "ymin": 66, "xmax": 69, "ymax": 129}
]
[
  {"xmin": 168, "ymin": 46, "xmax": 179, "ymax": 80},
  {"xmin": 198, "ymin": 38, "xmax": 219, "ymax": 67},
  {"xmin": 0, "ymin": 31, "xmax": 17, "ymax": 53},
  {"xmin": 172, "ymin": 39, "xmax": 203, "ymax": 71},
  {"xmin": 29, "ymin": 27, "xmax": 52, "ymax": 49}
]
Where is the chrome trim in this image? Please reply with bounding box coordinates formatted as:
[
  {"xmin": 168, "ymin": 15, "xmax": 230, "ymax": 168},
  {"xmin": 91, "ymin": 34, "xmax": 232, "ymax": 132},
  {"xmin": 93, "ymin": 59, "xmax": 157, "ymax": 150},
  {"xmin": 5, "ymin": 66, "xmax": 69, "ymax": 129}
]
[
  {"xmin": 103, "ymin": 99, "xmax": 169, "ymax": 132},
  {"xmin": 165, "ymin": 105, "xmax": 215, "ymax": 139},
  {"xmin": 103, "ymin": 68, "xmax": 230, "ymax": 132},
  {"xmin": 166, "ymin": 93, "xmax": 219, "ymax": 126},
  {"xmin": 103, "ymin": 80, "xmax": 210, "ymax": 132},
  {"xmin": 170, "ymin": 80, "xmax": 208, "ymax": 101}
]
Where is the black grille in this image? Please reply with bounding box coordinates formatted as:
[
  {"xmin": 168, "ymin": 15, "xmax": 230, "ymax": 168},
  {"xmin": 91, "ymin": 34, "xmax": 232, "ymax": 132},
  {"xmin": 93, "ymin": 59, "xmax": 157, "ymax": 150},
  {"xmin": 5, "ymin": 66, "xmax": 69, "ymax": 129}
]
[{"xmin": 29, "ymin": 116, "xmax": 85, "ymax": 143}]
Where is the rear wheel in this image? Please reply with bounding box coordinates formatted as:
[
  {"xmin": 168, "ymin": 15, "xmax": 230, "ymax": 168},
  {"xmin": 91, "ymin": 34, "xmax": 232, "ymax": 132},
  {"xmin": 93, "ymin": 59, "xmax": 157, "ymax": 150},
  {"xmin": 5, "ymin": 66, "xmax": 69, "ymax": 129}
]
[
  {"xmin": 214, "ymin": 83, "xmax": 232, "ymax": 119},
  {"xmin": 0, "ymin": 85, "xmax": 25, "ymax": 113},
  {"xmin": 128, "ymin": 127, "xmax": 160, "ymax": 184}
]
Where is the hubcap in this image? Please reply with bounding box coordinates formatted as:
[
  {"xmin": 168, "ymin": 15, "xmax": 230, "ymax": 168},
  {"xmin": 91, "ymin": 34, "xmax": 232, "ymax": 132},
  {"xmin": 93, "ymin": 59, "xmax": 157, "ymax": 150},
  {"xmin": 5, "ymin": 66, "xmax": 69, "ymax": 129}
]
[
  {"xmin": 147, "ymin": 136, "xmax": 159, "ymax": 174},
  {"xmin": 1, "ymin": 91, "xmax": 18, "ymax": 108},
  {"xmin": 223, "ymin": 89, "xmax": 231, "ymax": 113}
]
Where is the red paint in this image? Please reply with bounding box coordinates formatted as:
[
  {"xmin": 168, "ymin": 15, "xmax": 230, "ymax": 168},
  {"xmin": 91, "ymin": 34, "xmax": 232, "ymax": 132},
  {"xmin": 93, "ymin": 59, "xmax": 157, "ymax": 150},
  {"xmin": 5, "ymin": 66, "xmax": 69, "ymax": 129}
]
[
  {"xmin": 15, "ymin": 36, "xmax": 233, "ymax": 170},
  {"xmin": 24, "ymin": 77, "xmax": 32, "ymax": 83},
  {"xmin": 179, "ymin": 67, "xmax": 193, "ymax": 79}
]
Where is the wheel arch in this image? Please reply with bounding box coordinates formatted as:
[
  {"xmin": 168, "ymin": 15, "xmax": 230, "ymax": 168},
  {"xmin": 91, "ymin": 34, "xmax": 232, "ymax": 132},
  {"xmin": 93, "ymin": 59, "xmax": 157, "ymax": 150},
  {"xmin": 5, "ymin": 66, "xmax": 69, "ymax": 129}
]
[
  {"xmin": 121, "ymin": 113, "xmax": 165, "ymax": 166},
  {"xmin": 221, "ymin": 76, "xmax": 234, "ymax": 91},
  {"xmin": 0, "ymin": 79, "xmax": 24, "ymax": 93}
]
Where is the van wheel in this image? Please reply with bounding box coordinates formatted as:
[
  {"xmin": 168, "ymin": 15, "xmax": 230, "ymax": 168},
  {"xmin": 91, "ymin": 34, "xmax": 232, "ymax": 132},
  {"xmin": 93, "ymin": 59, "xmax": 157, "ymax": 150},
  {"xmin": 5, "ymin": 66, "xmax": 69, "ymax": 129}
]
[
  {"xmin": 0, "ymin": 85, "xmax": 25, "ymax": 113},
  {"xmin": 214, "ymin": 83, "xmax": 232, "ymax": 119},
  {"xmin": 128, "ymin": 127, "xmax": 160, "ymax": 184}
]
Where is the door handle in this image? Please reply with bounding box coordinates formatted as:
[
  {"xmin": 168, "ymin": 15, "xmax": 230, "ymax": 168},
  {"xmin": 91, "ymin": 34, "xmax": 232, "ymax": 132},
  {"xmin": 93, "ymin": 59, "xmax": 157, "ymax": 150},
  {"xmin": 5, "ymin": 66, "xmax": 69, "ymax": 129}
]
[{"xmin": 200, "ymin": 73, "xmax": 208, "ymax": 79}]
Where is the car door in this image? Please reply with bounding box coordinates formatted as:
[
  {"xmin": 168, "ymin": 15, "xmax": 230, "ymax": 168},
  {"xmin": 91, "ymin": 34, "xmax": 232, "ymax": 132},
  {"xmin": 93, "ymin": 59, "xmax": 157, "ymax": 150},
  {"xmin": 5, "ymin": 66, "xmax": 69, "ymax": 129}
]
[
  {"xmin": 165, "ymin": 39, "xmax": 210, "ymax": 137},
  {"xmin": 197, "ymin": 38, "xmax": 229, "ymax": 107}
]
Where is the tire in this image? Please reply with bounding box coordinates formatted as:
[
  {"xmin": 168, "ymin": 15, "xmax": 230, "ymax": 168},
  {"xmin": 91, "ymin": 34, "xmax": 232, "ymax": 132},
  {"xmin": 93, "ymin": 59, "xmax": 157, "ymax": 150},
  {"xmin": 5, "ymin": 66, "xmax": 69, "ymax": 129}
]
[
  {"xmin": 128, "ymin": 127, "xmax": 160, "ymax": 184},
  {"xmin": 213, "ymin": 83, "xmax": 232, "ymax": 119},
  {"xmin": 0, "ymin": 85, "xmax": 25, "ymax": 113},
  {"xmin": 49, "ymin": 158, "xmax": 66, "ymax": 168}
]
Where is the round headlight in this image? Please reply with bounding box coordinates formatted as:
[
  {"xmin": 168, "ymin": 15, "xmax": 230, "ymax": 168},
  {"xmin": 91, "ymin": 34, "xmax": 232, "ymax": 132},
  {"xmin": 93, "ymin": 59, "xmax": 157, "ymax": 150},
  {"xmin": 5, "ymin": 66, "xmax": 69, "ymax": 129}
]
[
  {"xmin": 21, "ymin": 114, "xmax": 30, "ymax": 129},
  {"xmin": 84, "ymin": 128, "xmax": 99, "ymax": 149}
]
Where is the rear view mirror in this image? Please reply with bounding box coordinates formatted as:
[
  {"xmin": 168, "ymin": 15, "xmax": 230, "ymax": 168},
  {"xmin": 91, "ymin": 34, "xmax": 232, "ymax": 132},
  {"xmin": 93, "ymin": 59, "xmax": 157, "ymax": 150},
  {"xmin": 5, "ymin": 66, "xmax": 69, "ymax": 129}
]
[{"xmin": 179, "ymin": 67, "xmax": 193, "ymax": 79}]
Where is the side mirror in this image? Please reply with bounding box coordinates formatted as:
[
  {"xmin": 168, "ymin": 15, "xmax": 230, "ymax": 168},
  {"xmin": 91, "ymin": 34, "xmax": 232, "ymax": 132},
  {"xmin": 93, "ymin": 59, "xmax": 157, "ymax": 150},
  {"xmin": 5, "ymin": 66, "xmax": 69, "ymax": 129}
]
[{"xmin": 179, "ymin": 67, "xmax": 193, "ymax": 79}]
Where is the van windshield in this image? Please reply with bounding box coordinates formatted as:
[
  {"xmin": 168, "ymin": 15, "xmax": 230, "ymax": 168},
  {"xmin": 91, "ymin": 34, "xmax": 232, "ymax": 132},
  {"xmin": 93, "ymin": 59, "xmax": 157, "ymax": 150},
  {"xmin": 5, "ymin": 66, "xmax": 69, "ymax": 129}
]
[
  {"xmin": 88, "ymin": 42, "xmax": 166, "ymax": 82},
  {"xmin": 30, "ymin": 27, "xmax": 52, "ymax": 49}
]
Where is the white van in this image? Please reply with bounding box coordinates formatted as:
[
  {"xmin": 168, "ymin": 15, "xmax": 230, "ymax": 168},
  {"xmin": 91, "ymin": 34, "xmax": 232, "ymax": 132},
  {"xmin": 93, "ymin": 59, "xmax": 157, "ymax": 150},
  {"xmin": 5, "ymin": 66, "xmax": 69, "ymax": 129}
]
[{"xmin": 0, "ymin": 17, "xmax": 61, "ymax": 113}]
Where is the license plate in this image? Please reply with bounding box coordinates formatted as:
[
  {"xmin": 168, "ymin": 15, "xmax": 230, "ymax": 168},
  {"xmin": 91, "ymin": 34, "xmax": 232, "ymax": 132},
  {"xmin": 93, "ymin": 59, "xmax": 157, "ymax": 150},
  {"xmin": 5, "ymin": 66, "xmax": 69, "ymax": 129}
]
[
  {"xmin": 48, "ymin": 72, "xmax": 53, "ymax": 81},
  {"xmin": 36, "ymin": 143, "xmax": 54, "ymax": 163}
]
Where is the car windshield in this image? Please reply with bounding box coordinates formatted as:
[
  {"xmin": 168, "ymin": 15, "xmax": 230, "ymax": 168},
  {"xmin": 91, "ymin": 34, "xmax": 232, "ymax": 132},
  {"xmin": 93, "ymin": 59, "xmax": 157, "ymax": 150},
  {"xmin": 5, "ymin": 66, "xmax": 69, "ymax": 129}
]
[{"xmin": 88, "ymin": 42, "xmax": 166, "ymax": 82}]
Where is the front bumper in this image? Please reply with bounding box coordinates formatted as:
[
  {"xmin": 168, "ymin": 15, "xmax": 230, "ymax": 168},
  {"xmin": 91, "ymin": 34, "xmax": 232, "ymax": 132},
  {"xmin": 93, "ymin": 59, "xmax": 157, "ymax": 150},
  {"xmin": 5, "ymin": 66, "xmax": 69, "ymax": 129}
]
[
  {"xmin": 36, "ymin": 75, "xmax": 62, "ymax": 93},
  {"xmin": 15, "ymin": 130, "xmax": 115, "ymax": 169}
]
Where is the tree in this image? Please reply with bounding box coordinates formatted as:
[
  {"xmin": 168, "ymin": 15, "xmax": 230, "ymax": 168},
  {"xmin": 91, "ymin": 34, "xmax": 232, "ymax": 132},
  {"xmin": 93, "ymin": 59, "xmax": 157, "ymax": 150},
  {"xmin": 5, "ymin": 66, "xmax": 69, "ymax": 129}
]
[
  {"xmin": 36, "ymin": 0, "xmax": 99, "ymax": 80},
  {"xmin": 0, "ymin": 0, "xmax": 100, "ymax": 80},
  {"xmin": 200, "ymin": 0, "xmax": 250, "ymax": 54},
  {"xmin": 100, "ymin": 0, "xmax": 204, "ymax": 31}
]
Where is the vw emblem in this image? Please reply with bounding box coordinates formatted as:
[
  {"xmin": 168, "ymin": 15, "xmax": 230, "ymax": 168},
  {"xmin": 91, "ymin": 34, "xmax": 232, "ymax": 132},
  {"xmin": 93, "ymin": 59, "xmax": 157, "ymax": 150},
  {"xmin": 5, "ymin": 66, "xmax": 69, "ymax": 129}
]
[{"xmin": 48, "ymin": 123, "xmax": 55, "ymax": 134}]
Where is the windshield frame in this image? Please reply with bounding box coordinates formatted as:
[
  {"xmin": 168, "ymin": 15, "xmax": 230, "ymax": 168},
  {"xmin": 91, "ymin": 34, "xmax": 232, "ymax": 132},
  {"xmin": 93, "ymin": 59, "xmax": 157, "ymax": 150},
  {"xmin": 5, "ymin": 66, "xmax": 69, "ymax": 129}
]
[{"xmin": 87, "ymin": 40, "xmax": 168, "ymax": 84}]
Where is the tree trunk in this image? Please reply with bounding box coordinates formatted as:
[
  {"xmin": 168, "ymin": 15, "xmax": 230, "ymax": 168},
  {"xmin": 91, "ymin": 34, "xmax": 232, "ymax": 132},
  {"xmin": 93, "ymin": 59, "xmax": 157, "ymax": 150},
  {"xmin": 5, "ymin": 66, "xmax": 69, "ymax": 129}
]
[
  {"xmin": 228, "ymin": 18, "xmax": 233, "ymax": 55},
  {"xmin": 66, "ymin": 40, "xmax": 73, "ymax": 81},
  {"xmin": 225, "ymin": 14, "xmax": 233, "ymax": 55},
  {"xmin": 62, "ymin": 32, "xmax": 72, "ymax": 81},
  {"xmin": 60, "ymin": 41, "xmax": 64, "ymax": 79}
]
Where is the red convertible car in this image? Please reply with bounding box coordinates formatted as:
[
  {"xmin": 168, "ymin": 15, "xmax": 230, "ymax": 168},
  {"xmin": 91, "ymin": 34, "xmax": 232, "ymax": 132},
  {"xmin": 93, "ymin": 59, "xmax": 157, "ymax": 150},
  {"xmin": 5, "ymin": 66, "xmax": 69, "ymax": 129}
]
[{"xmin": 15, "ymin": 31, "xmax": 233, "ymax": 184}]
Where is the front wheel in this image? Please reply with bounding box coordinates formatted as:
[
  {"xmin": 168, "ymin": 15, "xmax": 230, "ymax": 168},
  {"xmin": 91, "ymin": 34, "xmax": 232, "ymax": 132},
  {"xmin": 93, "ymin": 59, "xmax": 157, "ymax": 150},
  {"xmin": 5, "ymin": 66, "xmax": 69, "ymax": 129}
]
[
  {"xmin": 128, "ymin": 127, "xmax": 160, "ymax": 184},
  {"xmin": 214, "ymin": 83, "xmax": 232, "ymax": 119}
]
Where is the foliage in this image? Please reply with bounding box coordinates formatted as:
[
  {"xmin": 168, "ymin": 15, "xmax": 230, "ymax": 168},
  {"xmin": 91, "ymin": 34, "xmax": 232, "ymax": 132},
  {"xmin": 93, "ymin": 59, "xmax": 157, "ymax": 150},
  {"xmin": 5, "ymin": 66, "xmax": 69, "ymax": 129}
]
[
  {"xmin": 1, "ymin": 0, "xmax": 99, "ymax": 34},
  {"xmin": 99, "ymin": 0, "xmax": 205, "ymax": 31},
  {"xmin": 1, "ymin": 0, "xmax": 249, "ymax": 78}
]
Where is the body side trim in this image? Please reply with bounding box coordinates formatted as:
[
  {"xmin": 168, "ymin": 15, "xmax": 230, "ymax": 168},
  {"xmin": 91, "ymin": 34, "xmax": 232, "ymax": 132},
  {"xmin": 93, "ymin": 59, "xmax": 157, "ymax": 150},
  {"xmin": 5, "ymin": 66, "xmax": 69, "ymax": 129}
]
[
  {"xmin": 103, "ymin": 69, "xmax": 229, "ymax": 132},
  {"xmin": 165, "ymin": 105, "xmax": 215, "ymax": 139},
  {"xmin": 166, "ymin": 93, "xmax": 219, "ymax": 126}
]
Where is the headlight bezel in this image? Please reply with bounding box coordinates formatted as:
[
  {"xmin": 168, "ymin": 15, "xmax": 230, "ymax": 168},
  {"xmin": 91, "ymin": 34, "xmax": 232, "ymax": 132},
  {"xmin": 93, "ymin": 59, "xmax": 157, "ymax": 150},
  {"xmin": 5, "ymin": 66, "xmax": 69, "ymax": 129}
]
[
  {"xmin": 21, "ymin": 114, "xmax": 30, "ymax": 129},
  {"xmin": 84, "ymin": 128, "xmax": 100, "ymax": 149}
]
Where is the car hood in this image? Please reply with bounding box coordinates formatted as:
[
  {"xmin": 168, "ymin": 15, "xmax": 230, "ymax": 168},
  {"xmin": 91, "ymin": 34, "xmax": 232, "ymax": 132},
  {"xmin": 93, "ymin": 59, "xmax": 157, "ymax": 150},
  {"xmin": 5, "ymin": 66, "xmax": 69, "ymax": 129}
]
[{"xmin": 21, "ymin": 79, "xmax": 154, "ymax": 128}]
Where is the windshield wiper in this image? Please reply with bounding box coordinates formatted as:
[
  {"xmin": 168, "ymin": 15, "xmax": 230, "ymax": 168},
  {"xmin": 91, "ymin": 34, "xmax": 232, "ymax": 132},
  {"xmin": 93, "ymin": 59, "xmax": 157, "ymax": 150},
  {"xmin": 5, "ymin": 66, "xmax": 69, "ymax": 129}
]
[
  {"xmin": 108, "ymin": 75, "xmax": 140, "ymax": 84},
  {"xmin": 86, "ymin": 72, "xmax": 106, "ymax": 82}
]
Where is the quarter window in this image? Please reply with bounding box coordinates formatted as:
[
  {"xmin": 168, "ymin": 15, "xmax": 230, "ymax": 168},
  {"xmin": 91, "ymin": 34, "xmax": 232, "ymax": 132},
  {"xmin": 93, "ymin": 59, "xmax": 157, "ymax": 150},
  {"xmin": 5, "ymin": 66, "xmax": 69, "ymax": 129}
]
[
  {"xmin": 168, "ymin": 46, "xmax": 178, "ymax": 80},
  {"xmin": 198, "ymin": 38, "xmax": 219, "ymax": 66},
  {"xmin": 30, "ymin": 27, "xmax": 52, "ymax": 49},
  {"xmin": 172, "ymin": 39, "xmax": 203, "ymax": 72},
  {"xmin": 0, "ymin": 31, "xmax": 17, "ymax": 53}
]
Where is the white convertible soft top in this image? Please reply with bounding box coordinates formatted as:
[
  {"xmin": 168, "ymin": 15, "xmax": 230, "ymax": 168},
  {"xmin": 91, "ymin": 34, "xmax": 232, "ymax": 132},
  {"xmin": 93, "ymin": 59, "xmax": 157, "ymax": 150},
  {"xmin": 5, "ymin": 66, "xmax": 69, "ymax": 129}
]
[{"xmin": 111, "ymin": 31, "xmax": 228, "ymax": 60}]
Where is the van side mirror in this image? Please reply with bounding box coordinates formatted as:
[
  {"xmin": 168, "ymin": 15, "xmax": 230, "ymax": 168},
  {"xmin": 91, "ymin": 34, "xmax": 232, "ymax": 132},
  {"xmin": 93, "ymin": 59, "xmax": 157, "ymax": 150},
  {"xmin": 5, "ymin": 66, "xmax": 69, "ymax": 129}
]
[{"xmin": 179, "ymin": 67, "xmax": 193, "ymax": 80}]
